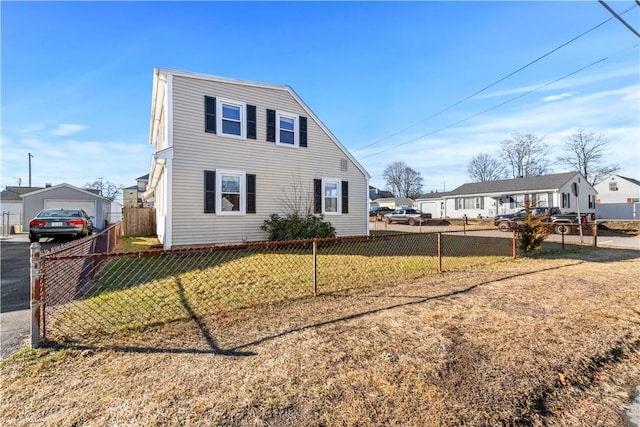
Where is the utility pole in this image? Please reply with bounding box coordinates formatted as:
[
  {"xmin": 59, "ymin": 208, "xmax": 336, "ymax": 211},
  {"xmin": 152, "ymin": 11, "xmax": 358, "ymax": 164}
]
[{"xmin": 28, "ymin": 153, "xmax": 34, "ymax": 187}]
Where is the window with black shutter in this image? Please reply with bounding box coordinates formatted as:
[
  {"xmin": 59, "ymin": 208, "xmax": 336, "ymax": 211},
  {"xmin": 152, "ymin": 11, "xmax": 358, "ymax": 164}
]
[
  {"xmin": 204, "ymin": 171, "xmax": 216, "ymax": 213},
  {"xmin": 314, "ymin": 179, "xmax": 322, "ymax": 214},
  {"xmin": 204, "ymin": 96, "xmax": 216, "ymax": 133},
  {"xmin": 247, "ymin": 105, "xmax": 257, "ymax": 140},
  {"xmin": 341, "ymin": 181, "xmax": 348, "ymax": 214},
  {"xmin": 266, "ymin": 109, "xmax": 276, "ymax": 142},
  {"xmin": 247, "ymin": 174, "xmax": 256, "ymax": 214},
  {"xmin": 299, "ymin": 116, "xmax": 307, "ymax": 147}
]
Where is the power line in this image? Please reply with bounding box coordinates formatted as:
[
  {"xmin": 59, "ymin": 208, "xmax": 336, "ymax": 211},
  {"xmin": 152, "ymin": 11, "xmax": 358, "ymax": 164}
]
[
  {"xmin": 352, "ymin": 4, "xmax": 639, "ymax": 153},
  {"xmin": 357, "ymin": 55, "xmax": 616, "ymax": 161},
  {"xmin": 598, "ymin": 0, "xmax": 640, "ymax": 37}
]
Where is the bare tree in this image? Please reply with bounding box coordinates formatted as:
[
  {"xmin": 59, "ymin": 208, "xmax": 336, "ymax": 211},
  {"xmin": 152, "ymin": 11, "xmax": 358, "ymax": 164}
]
[
  {"xmin": 467, "ymin": 153, "xmax": 506, "ymax": 182},
  {"xmin": 84, "ymin": 177, "xmax": 123, "ymax": 200},
  {"xmin": 280, "ymin": 175, "xmax": 314, "ymax": 217},
  {"xmin": 383, "ymin": 161, "xmax": 423, "ymax": 199},
  {"xmin": 500, "ymin": 133, "xmax": 551, "ymax": 178},
  {"xmin": 556, "ymin": 129, "xmax": 620, "ymax": 186}
]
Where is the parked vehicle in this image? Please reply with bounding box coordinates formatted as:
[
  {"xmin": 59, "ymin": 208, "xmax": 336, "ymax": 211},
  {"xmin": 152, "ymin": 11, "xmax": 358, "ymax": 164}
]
[
  {"xmin": 494, "ymin": 207, "xmax": 560, "ymax": 224},
  {"xmin": 384, "ymin": 209, "xmax": 432, "ymax": 226},
  {"xmin": 369, "ymin": 206, "xmax": 393, "ymax": 221},
  {"xmin": 29, "ymin": 208, "xmax": 94, "ymax": 243},
  {"xmin": 494, "ymin": 207, "xmax": 589, "ymax": 234}
]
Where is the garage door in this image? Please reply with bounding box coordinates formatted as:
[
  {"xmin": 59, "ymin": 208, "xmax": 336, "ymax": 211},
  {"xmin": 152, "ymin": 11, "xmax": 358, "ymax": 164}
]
[{"xmin": 44, "ymin": 199, "xmax": 97, "ymax": 220}]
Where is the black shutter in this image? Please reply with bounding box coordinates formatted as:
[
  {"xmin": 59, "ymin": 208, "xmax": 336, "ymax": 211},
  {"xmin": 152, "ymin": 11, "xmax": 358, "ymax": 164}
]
[
  {"xmin": 299, "ymin": 116, "xmax": 307, "ymax": 147},
  {"xmin": 204, "ymin": 171, "xmax": 216, "ymax": 213},
  {"xmin": 341, "ymin": 181, "xmax": 348, "ymax": 214},
  {"xmin": 314, "ymin": 179, "xmax": 322, "ymax": 214},
  {"xmin": 247, "ymin": 105, "xmax": 257, "ymax": 139},
  {"xmin": 205, "ymin": 96, "xmax": 216, "ymax": 133},
  {"xmin": 266, "ymin": 109, "xmax": 276, "ymax": 142},
  {"xmin": 247, "ymin": 174, "xmax": 256, "ymax": 214}
]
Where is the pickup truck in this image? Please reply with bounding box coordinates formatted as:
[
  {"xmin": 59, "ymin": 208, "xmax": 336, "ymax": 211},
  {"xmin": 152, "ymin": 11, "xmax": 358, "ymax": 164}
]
[
  {"xmin": 384, "ymin": 209, "xmax": 432, "ymax": 226},
  {"xmin": 494, "ymin": 207, "xmax": 589, "ymax": 233}
]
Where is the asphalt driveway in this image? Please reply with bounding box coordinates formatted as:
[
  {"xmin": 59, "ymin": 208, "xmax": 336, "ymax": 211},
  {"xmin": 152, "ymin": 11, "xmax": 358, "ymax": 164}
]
[{"xmin": 1, "ymin": 233, "xmax": 58, "ymax": 359}]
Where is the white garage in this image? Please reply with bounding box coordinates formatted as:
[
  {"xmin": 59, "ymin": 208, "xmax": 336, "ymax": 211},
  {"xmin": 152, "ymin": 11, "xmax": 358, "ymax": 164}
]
[{"xmin": 44, "ymin": 199, "xmax": 97, "ymax": 219}]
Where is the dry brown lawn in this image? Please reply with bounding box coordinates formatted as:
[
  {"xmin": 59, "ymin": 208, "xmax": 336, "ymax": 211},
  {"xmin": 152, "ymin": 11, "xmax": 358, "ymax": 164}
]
[{"xmin": 2, "ymin": 247, "xmax": 639, "ymax": 426}]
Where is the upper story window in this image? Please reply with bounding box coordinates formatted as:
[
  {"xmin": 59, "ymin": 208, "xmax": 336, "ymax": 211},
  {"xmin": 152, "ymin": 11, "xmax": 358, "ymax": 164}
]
[
  {"xmin": 277, "ymin": 112, "xmax": 298, "ymax": 146},
  {"xmin": 609, "ymin": 182, "xmax": 618, "ymax": 191},
  {"xmin": 204, "ymin": 96, "xmax": 256, "ymax": 140},
  {"xmin": 218, "ymin": 99, "xmax": 245, "ymax": 139},
  {"xmin": 267, "ymin": 109, "xmax": 308, "ymax": 147}
]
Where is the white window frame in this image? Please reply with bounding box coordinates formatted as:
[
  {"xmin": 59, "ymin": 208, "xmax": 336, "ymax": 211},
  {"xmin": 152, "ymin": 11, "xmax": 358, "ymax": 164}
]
[
  {"xmin": 322, "ymin": 178, "xmax": 341, "ymax": 215},
  {"xmin": 276, "ymin": 111, "xmax": 299, "ymax": 147},
  {"xmin": 216, "ymin": 169, "xmax": 246, "ymax": 215},
  {"xmin": 217, "ymin": 98, "xmax": 246, "ymax": 139}
]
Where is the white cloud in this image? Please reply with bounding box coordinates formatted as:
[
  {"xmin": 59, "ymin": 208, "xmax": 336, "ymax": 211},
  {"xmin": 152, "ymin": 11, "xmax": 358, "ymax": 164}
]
[
  {"xmin": 51, "ymin": 124, "xmax": 88, "ymax": 136},
  {"xmin": 542, "ymin": 92, "xmax": 575, "ymax": 102}
]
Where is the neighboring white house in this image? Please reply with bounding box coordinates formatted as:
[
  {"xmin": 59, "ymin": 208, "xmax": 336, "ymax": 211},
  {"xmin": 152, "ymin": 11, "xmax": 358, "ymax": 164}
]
[
  {"xmin": 142, "ymin": 68, "xmax": 370, "ymax": 248},
  {"xmin": 21, "ymin": 183, "xmax": 113, "ymax": 231},
  {"xmin": 0, "ymin": 186, "xmax": 43, "ymax": 232},
  {"xmin": 371, "ymin": 197, "xmax": 415, "ymax": 210},
  {"xmin": 594, "ymin": 175, "xmax": 640, "ymax": 219},
  {"xmin": 415, "ymin": 172, "xmax": 597, "ymax": 219}
]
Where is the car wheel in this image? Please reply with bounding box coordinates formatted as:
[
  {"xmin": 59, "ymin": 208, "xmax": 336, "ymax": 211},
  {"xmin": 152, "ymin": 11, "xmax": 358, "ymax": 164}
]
[
  {"xmin": 498, "ymin": 222, "xmax": 510, "ymax": 232},
  {"xmin": 29, "ymin": 234, "xmax": 38, "ymax": 243},
  {"xmin": 385, "ymin": 218, "xmax": 391, "ymax": 224},
  {"xmin": 555, "ymin": 224, "xmax": 570, "ymax": 235},
  {"xmin": 408, "ymin": 218, "xmax": 416, "ymax": 226}
]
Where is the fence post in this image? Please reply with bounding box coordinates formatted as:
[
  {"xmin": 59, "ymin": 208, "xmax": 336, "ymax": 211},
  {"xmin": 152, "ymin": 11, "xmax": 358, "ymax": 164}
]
[
  {"xmin": 592, "ymin": 223, "xmax": 598, "ymax": 247},
  {"xmin": 30, "ymin": 242, "xmax": 44, "ymax": 348},
  {"xmin": 512, "ymin": 229, "xmax": 517, "ymax": 259},
  {"xmin": 437, "ymin": 233, "xmax": 442, "ymax": 273},
  {"xmin": 312, "ymin": 239, "xmax": 318, "ymax": 296}
]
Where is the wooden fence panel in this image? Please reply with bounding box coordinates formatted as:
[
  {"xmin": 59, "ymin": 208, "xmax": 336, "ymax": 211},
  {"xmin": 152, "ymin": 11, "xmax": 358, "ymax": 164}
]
[{"xmin": 122, "ymin": 207, "xmax": 156, "ymax": 237}]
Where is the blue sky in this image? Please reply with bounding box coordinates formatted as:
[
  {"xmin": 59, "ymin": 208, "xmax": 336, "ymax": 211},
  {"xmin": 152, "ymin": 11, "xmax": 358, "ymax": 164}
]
[{"xmin": 2, "ymin": 1, "xmax": 639, "ymax": 196}]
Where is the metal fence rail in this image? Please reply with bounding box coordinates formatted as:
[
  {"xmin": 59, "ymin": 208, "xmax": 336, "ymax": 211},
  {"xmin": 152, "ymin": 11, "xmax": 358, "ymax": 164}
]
[{"xmin": 30, "ymin": 229, "xmax": 517, "ymax": 348}]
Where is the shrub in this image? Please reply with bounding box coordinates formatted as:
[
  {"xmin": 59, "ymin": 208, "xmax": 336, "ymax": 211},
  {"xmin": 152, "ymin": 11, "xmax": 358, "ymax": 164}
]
[
  {"xmin": 261, "ymin": 213, "xmax": 336, "ymax": 241},
  {"xmin": 517, "ymin": 210, "xmax": 550, "ymax": 254}
]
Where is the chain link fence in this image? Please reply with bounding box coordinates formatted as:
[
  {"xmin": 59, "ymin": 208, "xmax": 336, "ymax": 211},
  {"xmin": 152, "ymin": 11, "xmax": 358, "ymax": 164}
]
[{"xmin": 31, "ymin": 229, "xmax": 517, "ymax": 348}]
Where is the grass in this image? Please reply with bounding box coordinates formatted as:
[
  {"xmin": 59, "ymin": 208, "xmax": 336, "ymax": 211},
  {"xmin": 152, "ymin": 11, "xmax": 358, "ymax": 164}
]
[
  {"xmin": 113, "ymin": 236, "xmax": 161, "ymax": 252},
  {"xmin": 45, "ymin": 234, "xmax": 513, "ymax": 341},
  {"xmin": 1, "ymin": 247, "xmax": 639, "ymax": 425}
]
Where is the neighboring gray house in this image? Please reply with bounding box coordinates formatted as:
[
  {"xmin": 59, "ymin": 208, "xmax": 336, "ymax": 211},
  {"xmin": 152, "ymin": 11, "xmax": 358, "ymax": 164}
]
[
  {"xmin": 415, "ymin": 172, "xmax": 597, "ymax": 219},
  {"xmin": 142, "ymin": 68, "xmax": 370, "ymax": 248},
  {"xmin": 0, "ymin": 186, "xmax": 43, "ymax": 231},
  {"xmin": 594, "ymin": 175, "xmax": 640, "ymax": 219},
  {"xmin": 21, "ymin": 183, "xmax": 111, "ymax": 231}
]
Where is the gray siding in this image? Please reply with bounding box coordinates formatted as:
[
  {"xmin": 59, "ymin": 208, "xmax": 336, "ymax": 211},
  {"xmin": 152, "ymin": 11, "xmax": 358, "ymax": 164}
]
[
  {"xmin": 22, "ymin": 186, "xmax": 105, "ymax": 231},
  {"xmin": 168, "ymin": 75, "xmax": 368, "ymax": 246}
]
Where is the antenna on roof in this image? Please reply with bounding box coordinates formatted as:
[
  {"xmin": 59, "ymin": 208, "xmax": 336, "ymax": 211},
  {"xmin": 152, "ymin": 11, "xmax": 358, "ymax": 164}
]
[{"xmin": 12, "ymin": 177, "xmax": 22, "ymax": 187}]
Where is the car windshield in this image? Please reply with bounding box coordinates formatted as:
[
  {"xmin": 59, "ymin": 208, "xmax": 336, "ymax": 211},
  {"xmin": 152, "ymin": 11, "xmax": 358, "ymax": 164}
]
[{"xmin": 37, "ymin": 210, "xmax": 82, "ymax": 218}]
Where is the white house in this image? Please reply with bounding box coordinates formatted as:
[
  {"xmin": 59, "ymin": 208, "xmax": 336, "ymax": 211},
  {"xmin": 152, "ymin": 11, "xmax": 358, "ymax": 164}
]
[
  {"xmin": 415, "ymin": 172, "xmax": 597, "ymax": 219},
  {"xmin": 142, "ymin": 68, "xmax": 370, "ymax": 248},
  {"xmin": 594, "ymin": 175, "xmax": 640, "ymax": 219}
]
